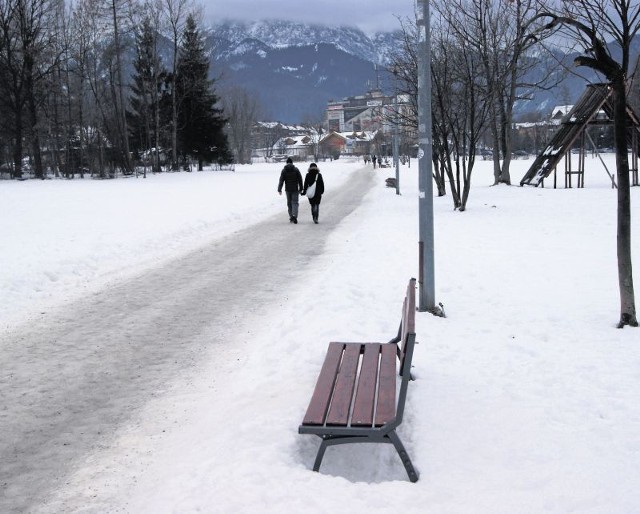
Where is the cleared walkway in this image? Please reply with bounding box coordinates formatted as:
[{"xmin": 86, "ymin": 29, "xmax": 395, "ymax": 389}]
[{"xmin": 0, "ymin": 167, "xmax": 375, "ymax": 513}]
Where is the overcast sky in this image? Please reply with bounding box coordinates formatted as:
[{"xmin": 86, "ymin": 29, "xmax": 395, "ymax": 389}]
[{"xmin": 203, "ymin": 0, "xmax": 416, "ymax": 34}]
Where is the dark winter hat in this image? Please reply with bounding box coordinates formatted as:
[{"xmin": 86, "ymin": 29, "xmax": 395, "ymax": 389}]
[
  {"xmin": 286, "ymin": 157, "xmax": 293, "ymax": 164},
  {"xmin": 309, "ymin": 162, "xmax": 318, "ymax": 170}
]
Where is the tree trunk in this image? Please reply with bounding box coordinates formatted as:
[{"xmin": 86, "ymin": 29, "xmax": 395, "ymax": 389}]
[
  {"xmin": 612, "ymin": 79, "xmax": 638, "ymax": 327},
  {"xmin": 153, "ymin": 49, "xmax": 161, "ymax": 173},
  {"xmin": 13, "ymin": 112, "xmax": 24, "ymax": 178},
  {"xmin": 64, "ymin": 54, "xmax": 74, "ymax": 177},
  {"xmin": 489, "ymin": 103, "xmax": 501, "ymax": 184},
  {"xmin": 171, "ymin": 36, "xmax": 178, "ymax": 170},
  {"xmin": 498, "ymin": 95, "xmax": 512, "ymax": 185},
  {"xmin": 111, "ymin": 0, "xmax": 132, "ymax": 175},
  {"xmin": 27, "ymin": 86, "xmax": 44, "ymax": 179}
]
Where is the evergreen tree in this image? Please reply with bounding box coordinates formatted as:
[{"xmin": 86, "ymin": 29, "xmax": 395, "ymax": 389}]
[
  {"xmin": 175, "ymin": 14, "xmax": 230, "ymax": 170},
  {"xmin": 128, "ymin": 17, "xmax": 168, "ymax": 173}
]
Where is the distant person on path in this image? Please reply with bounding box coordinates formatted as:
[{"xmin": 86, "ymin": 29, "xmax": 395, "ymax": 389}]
[
  {"xmin": 278, "ymin": 157, "xmax": 303, "ymax": 224},
  {"xmin": 372, "ymin": 155, "xmax": 377, "ymax": 168},
  {"xmin": 302, "ymin": 162, "xmax": 325, "ymax": 224}
]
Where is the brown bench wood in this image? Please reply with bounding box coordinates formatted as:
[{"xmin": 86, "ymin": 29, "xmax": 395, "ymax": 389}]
[{"xmin": 298, "ymin": 278, "xmax": 419, "ymax": 482}]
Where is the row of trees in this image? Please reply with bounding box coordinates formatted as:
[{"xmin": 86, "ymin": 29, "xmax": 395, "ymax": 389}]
[
  {"xmin": 1, "ymin": 0, "xmax": 636, "ymax": 326},
  {"xmin": 389, "ymin": 0, "xmax": 566, "ymax": 211},
  {"xmin": 389, "ymin": 0, "xmax": 638, "ymax": 326},
  {"xmin": 0, "ymin": 0, "xmax": 230, "ymax": 179}
]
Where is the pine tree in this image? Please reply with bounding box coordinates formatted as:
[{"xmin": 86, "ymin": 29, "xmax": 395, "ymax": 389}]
[
  {"xmin": 128, "ymin": 17, "xmax": 168, "ymax": 173},
  {"xmin": 175, "ymin": 14, "xmax": 231, "ymax": 170}
]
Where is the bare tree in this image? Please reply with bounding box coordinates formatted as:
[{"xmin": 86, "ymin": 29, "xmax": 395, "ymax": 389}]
[
  {"xmin": 534, "ymin": 0, "xmax": 639, "ymax": 327},
  {"xmin": 107, "ymin": 0, "xmax": 134, "ymax": 174},
  {"xmin": 223, "ymin": 87, "xmax": 260, "ymax": 164},
  {"xmin": 69, "ymin": 0, "xmax": 96, "ymax": 176},
  {"xmin": 73, "ymin": 0, "xmax": 119, "ymax": 177},
  {"xmin": 389, "ymin": 18, "xmax": 448, "ymax": 196},
  {"xmin": 146, "ymin": 0, "xmax": 165, "ymax": 173},
  {"xmin": 430, "ymin": 12, "xmax": 492, "ymax": 210},
  {"xmin": 46, "ymin": 0, "xmax": 73, "ymax": 178},
  {"xmin": 162, "ymin": 0, "xmax": 190, "ymax": 170},
  {"xmin": 0, "ymin": 0, "xmax": 62, "ymax": 178},
  {"xmin": 65, "ymin": 0, "xmax": 136, "ymax": 178},
  {"xmin": 259, "ymin": 122, "xmax": 286, "ymax": 159},
  {"xmin": 301, "ymin": 113, "xmax": 324, "ymax": 161},
  {"xmin": 436, "ymin": 0, "xmax": 558, "ymax": 185},
  {"xmin": 390, "ymin": 14, "xmax": 489, "ymax": 206}
]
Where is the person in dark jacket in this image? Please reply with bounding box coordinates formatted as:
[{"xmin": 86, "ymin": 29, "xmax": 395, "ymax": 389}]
[
  {"xmin": 277, "ymin": 157, "xmax": 303, "ymax": 223},
  {"xmin": 302, "ymin": 162, "xmax": 325, "ymax": 224}
]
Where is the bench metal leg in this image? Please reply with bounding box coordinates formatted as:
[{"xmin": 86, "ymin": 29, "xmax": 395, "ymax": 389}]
[
  {"xmin": 312, "ymin": 433, "xmax": 419, "ymax": 482},
  {"xmin": 313, "ymin": 435, "xmax": 364, "ymax": 471},
  {"xmin": 388, "ymin": 430, "xmax": 419, "ymax": 482},
  {"xmin": 313, "ymin": 439, "xmax": 328, "ymax": 471}
]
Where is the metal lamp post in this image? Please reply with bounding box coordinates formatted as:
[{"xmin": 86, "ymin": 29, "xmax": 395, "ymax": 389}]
[
  {"xmin": 417, "ymin": 0, "xmax": 436, "ymax": 312},
  {"xmin": 393, "ymin": 79, "xmax": 400, "ymax": 195}
]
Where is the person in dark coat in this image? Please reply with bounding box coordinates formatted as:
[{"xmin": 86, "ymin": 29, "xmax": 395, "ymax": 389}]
[
  {"xmin": 277, "ymin": 157, "xmax": 303, "ymax": 223},
  {"xmin": 301, "ymin": 162, "xmax": 325, "ymax": 224}
]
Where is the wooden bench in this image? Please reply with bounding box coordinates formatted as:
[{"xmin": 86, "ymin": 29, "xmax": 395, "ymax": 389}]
[{"xmin": 298, "ymin": 278, "xmax": 419, "ymax": 482}]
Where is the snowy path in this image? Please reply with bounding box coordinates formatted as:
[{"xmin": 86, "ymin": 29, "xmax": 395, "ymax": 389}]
[{"xmin": 0, "ymin": 167, "xmax": 375, "ymax": 513}]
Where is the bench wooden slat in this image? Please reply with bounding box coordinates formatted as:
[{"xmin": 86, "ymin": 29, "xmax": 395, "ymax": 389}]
[
  {"xmin": 301, "ymin": 342, "xmax": 344, "ymax": 426},
  {"xmin": 351, "ymin": 343, "xmax": 381, "ymax": 426},
  {"xmin": 374, "ymin": 343, "xmax": 397, "ymax": 426},
  {"xmin": 326, "ymin": 343, "xmax": 361, "ymax": 426}
]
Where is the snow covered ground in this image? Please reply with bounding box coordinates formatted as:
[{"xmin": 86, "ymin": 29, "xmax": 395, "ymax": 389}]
[{"xmin": 1, "ymin": 155, "xmax": 639, "ymax": 513}]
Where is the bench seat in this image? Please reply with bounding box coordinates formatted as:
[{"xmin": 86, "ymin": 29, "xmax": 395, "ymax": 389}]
[{"xmin": 301, "ymin": 342, "xmax": 397, "ymax": 429}]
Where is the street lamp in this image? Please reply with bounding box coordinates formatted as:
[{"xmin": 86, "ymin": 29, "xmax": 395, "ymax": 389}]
[
  {"xmin": 393, "ymin": 66, "xmax": 400, "ymax": 195},
  {"xmin": 417, "ymin": 0, "xmax": 436, "ymax": 312}
]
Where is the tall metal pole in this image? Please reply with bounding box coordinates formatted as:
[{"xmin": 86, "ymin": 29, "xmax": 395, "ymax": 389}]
[
  {"xmin": 417, "ymin": 0, "xmax": 436, "ymax": 312},
  {"xmin": 393, "ymin": 94, "xmax": 400, "ymax": 194}
]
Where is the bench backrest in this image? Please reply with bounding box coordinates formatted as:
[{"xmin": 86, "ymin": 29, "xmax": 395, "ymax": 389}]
[
  {"xmin": 394, "ymin": 278, "xmax": 416, "ymax": 425},
  {"xmin": 398, "ymin": 278, "xmax": 416, "ymax": 375}
]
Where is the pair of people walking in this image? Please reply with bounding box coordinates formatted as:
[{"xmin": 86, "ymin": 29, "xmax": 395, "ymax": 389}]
[{"xmin": 277, "ymin": 158, "xmax": 325, "ymax": 224}]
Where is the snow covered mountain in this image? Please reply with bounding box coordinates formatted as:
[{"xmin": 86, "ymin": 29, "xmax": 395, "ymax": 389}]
[
  {"xmin": 209, "ymin": 20, "xmax": 398, "ymax": 65},
  {"xmin": 203, "ymin": 19, "xmax": 640, "ymax": 125},
  {"xmin": 205, "ymin": 20, "xmax": 400, "ymax": 124}
]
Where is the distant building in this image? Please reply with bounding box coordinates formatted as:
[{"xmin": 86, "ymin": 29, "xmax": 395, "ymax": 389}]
[
  {"xmin": 252, "ymin": 88, "xmax": 414, "ymax": 161},
  {"xmin": 252, "ymin": 122, "xmax": 307, "ymax": 153},
  {"xmin": 272, "ymin": 134, "xmax": 315, "ymax": 159},
  {"xmin": 251, "ymin": 122, "xmax": 321, "ymax": 161},
  {"xmin": 325, "ymin": 89, "xmax": 408, "ymax": 135},
  {"xmin": 319, "ymin": 130, "xmax": 381, "ymax": 157},
  {"xmin": 324, "ymin": 88, "xmax": 415, "ymax": 159}
]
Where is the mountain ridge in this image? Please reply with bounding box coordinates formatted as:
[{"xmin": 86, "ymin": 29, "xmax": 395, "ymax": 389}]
[
  {"xmin": 208, "ymin": 19, "xmax": 398, "ymax": 64},
  {"xmin": 206, "ymin": 20, "xmax": 398, "ymax": 123},
  {"xmin": 204, "ymin": 19, "xmax": 640, "ymax": 125}
]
